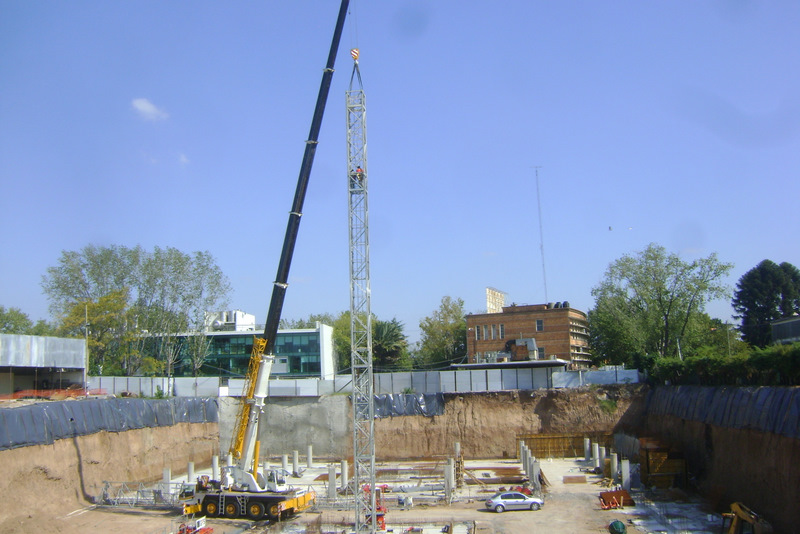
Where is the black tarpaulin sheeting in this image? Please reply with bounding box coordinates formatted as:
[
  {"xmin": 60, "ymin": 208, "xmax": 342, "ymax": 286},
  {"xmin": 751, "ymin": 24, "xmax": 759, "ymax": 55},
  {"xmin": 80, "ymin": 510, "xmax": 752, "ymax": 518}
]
[
  {"xmin": 646, "ymin": 386, "xmax": 800, "ymax": 440},
  {"xmin": 372, "ymin": 393, "xmax": 444, "ymax": 418},
  {"xmin": 0, "ymin": 397, "xmax": 218, "ymax": 451}
]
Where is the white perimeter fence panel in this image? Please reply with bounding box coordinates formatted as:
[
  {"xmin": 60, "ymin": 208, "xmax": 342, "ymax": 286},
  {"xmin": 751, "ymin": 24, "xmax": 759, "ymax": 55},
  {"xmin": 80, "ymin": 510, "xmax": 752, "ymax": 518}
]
[
  {"xmin": 553, "ymin": 368, "xmax": 640, "ymax": 388},
  {"xmin": 91, "ymin": 367, "xmax": 637, "ymax": 397},
  {"xmin": 173, "ymin": 377, "xmax": 219, "ymax": 397},
  {"xmin": 90, "ymin": 376, "xmax": 170, "ymax": 397}
]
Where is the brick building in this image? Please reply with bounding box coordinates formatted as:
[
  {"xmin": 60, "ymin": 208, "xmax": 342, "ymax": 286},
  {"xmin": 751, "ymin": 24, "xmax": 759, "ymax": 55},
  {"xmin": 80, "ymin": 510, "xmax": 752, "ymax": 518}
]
[{"xmin": 465, "ymin": 302, "xmax": 591, "ymax": 368}]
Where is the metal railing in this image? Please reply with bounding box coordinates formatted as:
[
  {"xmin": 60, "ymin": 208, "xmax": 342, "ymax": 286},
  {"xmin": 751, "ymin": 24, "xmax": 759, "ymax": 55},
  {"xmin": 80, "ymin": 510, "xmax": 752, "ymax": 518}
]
[{"xmin": 97, "ymin": 481, "xmax": 186, "ymax": 509}]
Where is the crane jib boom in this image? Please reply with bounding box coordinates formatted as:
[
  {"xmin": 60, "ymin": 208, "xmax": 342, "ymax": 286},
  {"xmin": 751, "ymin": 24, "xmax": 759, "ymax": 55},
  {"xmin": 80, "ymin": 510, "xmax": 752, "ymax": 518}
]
[
  {"xmin": 230, "ymin": 0, "xmax": 350, "ymax": 472},
  {"xmin": 262, "ymin": 0, "xmax": 350, "ymax": 355}
]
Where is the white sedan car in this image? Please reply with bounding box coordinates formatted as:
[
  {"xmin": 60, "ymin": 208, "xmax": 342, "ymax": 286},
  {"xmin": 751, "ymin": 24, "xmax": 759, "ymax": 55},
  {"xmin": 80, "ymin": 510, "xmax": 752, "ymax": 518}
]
[{"xmin": 485, "ymin": 491, "xmax": 544, "ymax": 513}]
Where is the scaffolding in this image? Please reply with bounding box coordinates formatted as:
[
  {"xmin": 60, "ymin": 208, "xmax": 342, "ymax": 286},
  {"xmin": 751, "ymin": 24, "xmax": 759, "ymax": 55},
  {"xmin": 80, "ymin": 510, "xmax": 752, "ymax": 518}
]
[{"xmin": 346, "ymin": 49, "xmax": 376, "ymax": 533}]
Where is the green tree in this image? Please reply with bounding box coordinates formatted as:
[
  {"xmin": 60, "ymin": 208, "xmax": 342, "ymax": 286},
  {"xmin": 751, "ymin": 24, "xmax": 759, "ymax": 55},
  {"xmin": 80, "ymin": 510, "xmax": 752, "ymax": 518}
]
[
  {"xmin": 732, "ymin": 260, "xmax": 800, "ymax": 348},
  {"xmin": 42, "ymin": 244, "xmax": 142, "ymax": 317},
  {"xmin": 29, "ymin": 319, "xmax": 57, "ymax": 336},
  {"xmin": 58, "ymin": 291, "xmax": 134, "ymax": 375},
  {"xmin": 686, "ymin": 314, "xmax": 747, "ymax": 359},
  {"xmin": 373, "ymin": 318, "xmax": 411, "ymax": 370},
  {"xmin": 43, "ymin": 244, "xmax": 231, "ymax": 374},
  {"xmin": 0, "ymin": 306, "xmax": 34, "ymax": 333},
  {"xmin": 186, "ymin": 333, "xmax": 212, "ymax": 377},
  {"xmin": 589, "ymin": 243, "xmax": 733, "ymax": 365},
  {"xmin": 417, "ymin": 296, "xmax": 468, "ymax": 368}
]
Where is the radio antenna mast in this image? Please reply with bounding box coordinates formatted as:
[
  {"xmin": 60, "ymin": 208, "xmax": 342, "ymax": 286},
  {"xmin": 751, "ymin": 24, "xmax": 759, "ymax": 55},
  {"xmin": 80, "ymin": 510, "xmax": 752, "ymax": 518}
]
[{"xmin": 535, "ymin": 167, "xmax": 549, "ymax": 302}]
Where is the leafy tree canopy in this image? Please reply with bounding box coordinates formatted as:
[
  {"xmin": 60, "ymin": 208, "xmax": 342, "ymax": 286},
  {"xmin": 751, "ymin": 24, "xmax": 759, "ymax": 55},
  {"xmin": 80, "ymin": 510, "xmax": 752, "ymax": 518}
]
[
  {"xmin": 42, "ymin": 244, "xmax": 231, "ymax": 375},
  {"xmin": 0, "ymin": 306, "xmax": 34, "ymax": 334},
  {"xmin": 417, "ymin": 296, "xmax": 467, "ymax": 368},
  {"xmin": 0, "ymin": 306, "xmax": 56, "ymax": 336},
  {"xmin": 373, "ymin": 318, "xmax": 411, "ymax": 371},
  {"xmin": 732, "ymin": 260, "xmax": 800, "ymax": 348},
  {"xmin": 589, "ymin": 243, "xmax": 732, "ymax": 365}
]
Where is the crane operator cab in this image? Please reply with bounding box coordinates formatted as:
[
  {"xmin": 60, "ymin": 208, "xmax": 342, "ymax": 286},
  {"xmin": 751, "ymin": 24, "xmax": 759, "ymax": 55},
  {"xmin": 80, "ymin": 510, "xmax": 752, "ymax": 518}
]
[{"xmin": 266, "ymin": 468, "xmax": 289, "ymax": 492}]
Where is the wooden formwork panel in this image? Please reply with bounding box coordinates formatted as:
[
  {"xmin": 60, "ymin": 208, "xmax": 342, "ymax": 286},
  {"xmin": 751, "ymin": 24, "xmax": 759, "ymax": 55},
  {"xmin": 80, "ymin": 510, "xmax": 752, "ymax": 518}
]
[
  {"xmin": 517, "ymin": 433, "xmax": 613, "ymax": 459},
  {"xmin": 641, "ymin": 447, "xmax": 686, "ymax": 488}
]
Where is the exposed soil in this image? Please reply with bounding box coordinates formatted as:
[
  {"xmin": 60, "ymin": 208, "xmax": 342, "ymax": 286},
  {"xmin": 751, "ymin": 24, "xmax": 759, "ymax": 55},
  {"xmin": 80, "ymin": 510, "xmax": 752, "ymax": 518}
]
[
  {"xmin": 374, "ymin": 386, "xmax": 646, "ymax": 459},
  {"xmin": 0, "ymin": 422, "xmax": 217, "ymax": 533},
  {"xmin": 2, "ymin": 385, "xmax": 797, "ymax": 533}
]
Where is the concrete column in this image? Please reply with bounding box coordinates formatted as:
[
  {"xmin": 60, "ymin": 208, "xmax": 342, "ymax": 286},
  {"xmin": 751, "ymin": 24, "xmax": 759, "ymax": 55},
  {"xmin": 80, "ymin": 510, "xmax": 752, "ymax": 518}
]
[
  {"xmin": 445, "ymin": 458, "xmax": 454, "ymax": 501},
  {"xmin": 340, "ymin": 460, "xmax": 348, "ymax": 490},
  {"xmin": 521, "ymin": 447, "xmax": 529, "ymax": 476},
  {"xmin": 455, "ymin": 441, "xmax": 461, "ymax": 459},
  {"xmin": 212, "ymin": 455, "xmax": 219, "ymax": 481},
  {"xmin": 227, "ymin": 453, "xmax": 233, "ymax": 467},
  {"xmin": 621, "ymin": 459, "xmax": 631, "ymax": 490},
  {"xmin": 328, "ymin": 464, "xmax": 337, "ymax": 500},
  {"xmin": 584, "ymin": 438, "xmax": 591, "ymax": 462},
  {"xmin": 527, "ymin": 456, "xmax": 536, "ymax": 484},
  {"xmin": 292, "ymin": 450, "xmax": 299, "ymax": 474},
  {"xmin": 592, "ymin": 443, "xmax": 600, "ymax": 469},
  {"xmin": 162, "ymin": 468, "xmax": 171, "ymax": 485},
  {"xmin": 187, "ymin": 461, "xmax": 195, "ymax": 482},
  {"xmin": 307, "ymin": 445, "xmax": 314, "ymax": 469},
  {"xmin": 519, "ymin": 440, "xmax": 524, "ymax": 460},
  {"xmin": 599, "ymin": 446, "xmax": 606, "ymax": 465},
  {"xmin": 532, "ymin": 460, "xmax": 541, "ymax": 492},
  {"xmin": 281, "ymin": 454, "xmax": 289, "ymax": 472},
  {"xmin": 610, "ymin": 453, "xmax": 619, "ymax": 482}
]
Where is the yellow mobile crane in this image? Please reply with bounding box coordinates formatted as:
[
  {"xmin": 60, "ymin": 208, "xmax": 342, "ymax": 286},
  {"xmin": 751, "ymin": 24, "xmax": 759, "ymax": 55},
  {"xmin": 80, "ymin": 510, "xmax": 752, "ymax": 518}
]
[{"xmin": 182, "ymin": 0, "xmax": 349, "ymax": 521}]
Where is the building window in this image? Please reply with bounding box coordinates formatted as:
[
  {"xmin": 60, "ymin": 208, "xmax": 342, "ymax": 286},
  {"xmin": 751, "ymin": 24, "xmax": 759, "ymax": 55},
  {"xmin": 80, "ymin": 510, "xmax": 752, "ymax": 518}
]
[
  {"xmin": 475, "ymin": 327, "xmax": 482, "ymax": 341},
  {"xmin": 499, "ymin": 324, "xmax": 505, "ymax": 339},
  {"xmin": 491, "ymin": 324, "xmax": 496, "ymax": 340},
  {"xmin": 536, "ymin": 319, "xmax": 544, "ymax": 331},
  {"xmin": 537, "ymin": 347, "xmax": 545, "ymax": 359},
  {"xmin": 483, "ymin": 325, "xmax": 488, "ymax": 340}
]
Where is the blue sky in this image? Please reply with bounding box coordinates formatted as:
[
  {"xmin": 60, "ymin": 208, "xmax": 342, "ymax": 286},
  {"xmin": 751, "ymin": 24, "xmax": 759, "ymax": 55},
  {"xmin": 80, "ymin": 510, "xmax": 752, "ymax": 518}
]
[{"xmin": 1, "ymin": 1, "xmax": 799, "ymax": 343}]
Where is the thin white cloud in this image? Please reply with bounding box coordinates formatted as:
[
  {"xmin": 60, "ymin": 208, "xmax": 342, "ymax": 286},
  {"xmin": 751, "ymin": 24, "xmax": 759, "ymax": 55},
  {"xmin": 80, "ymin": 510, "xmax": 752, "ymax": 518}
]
[
  {"xmin": 131, "ymin": 98, "xmax": 169, "ymax": 121},
  {"xmin": 179, "ymin": 153, "xmax": 190, "ymax": 165}
]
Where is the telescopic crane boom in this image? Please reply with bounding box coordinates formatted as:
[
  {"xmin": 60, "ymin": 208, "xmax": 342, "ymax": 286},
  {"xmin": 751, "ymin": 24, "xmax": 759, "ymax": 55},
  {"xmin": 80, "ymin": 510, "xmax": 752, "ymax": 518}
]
[
  {"xmin": 231, "ymin": 0, "xmax": 350, "ymax": 482},
  {"xmin": 183, "ymin": 1, "xmax": 350, "ymax": 522}
]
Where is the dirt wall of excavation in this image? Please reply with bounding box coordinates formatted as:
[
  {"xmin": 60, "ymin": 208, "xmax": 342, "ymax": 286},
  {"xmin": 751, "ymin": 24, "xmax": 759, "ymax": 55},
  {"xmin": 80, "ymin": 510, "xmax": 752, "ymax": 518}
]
[
  {"xmin": 4, "ymin": 385, "xmax": 799, "ymax": 533},
  {"xmin": 640, "ymin": 386, "xmax": 800, "ymax": 534},
  {"xmin": 0, "ymin": 421, "xmax": 217, "ymax": 532},
  {"xmin": 372, "ymin": 387, "xmax": 646, "ymax": 459}
]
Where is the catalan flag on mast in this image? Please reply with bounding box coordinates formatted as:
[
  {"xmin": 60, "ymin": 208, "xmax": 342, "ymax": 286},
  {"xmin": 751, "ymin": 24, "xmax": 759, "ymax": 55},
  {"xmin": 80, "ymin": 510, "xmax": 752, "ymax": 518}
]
[{"xmin": 350, "ymin": 48, "xmax": 359, "ymax": 61}]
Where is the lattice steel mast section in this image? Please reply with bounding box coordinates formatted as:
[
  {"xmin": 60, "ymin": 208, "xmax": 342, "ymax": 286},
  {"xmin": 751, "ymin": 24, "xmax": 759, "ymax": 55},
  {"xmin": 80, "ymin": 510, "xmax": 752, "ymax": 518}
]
[{"xmin": 346, "ymin": 49, "xmax": 377, "ymax": 533}]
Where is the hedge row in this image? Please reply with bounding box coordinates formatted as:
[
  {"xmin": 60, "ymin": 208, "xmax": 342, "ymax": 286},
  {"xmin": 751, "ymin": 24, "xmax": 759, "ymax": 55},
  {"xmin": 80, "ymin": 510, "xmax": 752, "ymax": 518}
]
[{"xmin": 650, "ymin": 343, "xmax": 800, "ymax": 386}]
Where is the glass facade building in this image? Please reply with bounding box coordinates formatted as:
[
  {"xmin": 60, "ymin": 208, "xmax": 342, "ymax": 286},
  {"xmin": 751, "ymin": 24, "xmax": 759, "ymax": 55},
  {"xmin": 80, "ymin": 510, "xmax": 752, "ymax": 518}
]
[{"xmin": 169, "ymin": 324, "xmax": 334, "ymax": 379}]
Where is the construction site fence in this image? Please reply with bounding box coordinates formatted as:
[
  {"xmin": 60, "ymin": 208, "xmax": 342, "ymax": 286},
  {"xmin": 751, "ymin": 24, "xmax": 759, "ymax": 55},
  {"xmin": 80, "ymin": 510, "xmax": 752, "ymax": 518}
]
[
  {"xmin": 0, "ymin": 397, "xmax": 218, "ymax": 451},
  {"xmin": 86, "ymin": 367, "xmax": 637, "ymax": 399}
]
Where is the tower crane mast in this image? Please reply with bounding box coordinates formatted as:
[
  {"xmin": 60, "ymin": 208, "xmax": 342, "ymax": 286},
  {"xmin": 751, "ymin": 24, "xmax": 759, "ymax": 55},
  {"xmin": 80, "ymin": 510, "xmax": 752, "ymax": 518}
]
[{"xmin": 346, "ymin": 49, "xmax": 379, "ymax": 532}]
